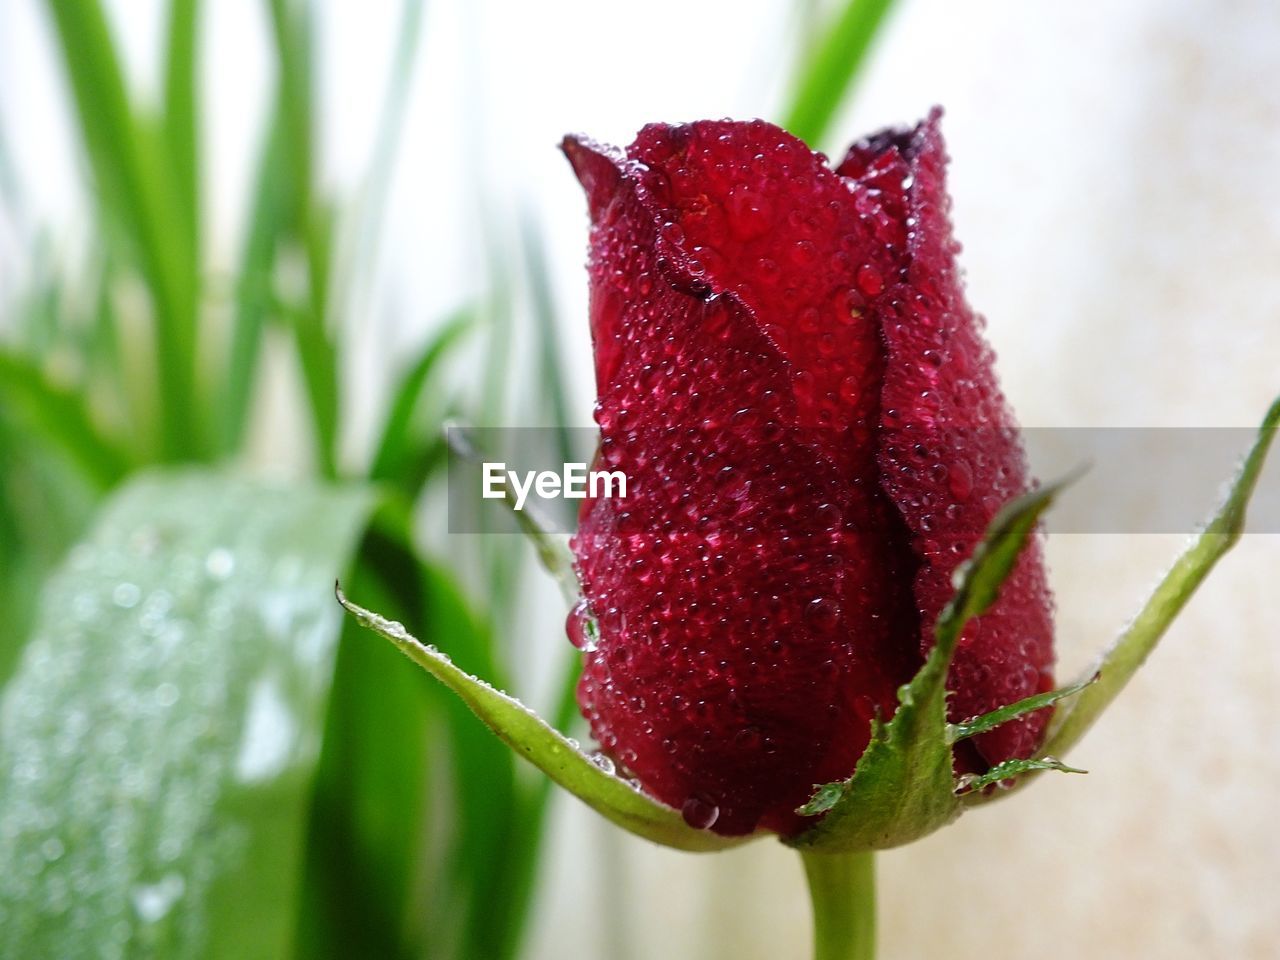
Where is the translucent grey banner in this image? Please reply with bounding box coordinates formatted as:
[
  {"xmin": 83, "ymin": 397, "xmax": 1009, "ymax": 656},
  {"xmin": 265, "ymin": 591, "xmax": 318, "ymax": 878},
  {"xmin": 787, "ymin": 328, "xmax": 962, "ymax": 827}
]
[{"xmin": 446, "ymin": 426, "xmax": 1279, "ymax": 534}]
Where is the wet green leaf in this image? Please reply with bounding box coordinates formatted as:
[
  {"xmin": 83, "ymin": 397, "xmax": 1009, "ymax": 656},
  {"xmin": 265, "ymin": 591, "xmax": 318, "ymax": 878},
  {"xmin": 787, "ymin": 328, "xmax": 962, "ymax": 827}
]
[
  {"xmin": 947, "ymin": 674, "xmax": 1097, "ymax": 745},
  {"xmin": 0, "ymin": 470, "xmax": 372, "ymax": 958},
  {"xmin": 337, "ymin": 588, "xmax": 754, "ymax": 853},
  {"xmin": 955, "ymin": 756, "xmax": 1085, "ymax": 796}
]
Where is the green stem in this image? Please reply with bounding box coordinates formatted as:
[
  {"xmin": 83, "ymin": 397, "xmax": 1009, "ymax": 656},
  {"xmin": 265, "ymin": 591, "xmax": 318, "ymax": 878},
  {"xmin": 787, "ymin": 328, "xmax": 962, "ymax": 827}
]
[{"xmin": 801, "ymin": 850, "xmax": 876, "ymax": 960}]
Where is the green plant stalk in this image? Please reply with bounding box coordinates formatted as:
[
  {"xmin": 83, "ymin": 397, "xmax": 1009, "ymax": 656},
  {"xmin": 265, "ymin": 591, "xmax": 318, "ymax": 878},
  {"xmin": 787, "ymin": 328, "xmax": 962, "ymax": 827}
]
[
  {"xmin": 44, "ymin": 0, "xmax": 201, "ymax": 460},
  {"xmin": 267, "ymin": 0, "xmax": 340, "ymax": 478},
  {"xmin": 783, "ymin": 0, "xmax": 898, "ymax": 148},
  {"xmin": 801, "ymin": 850, "xmax": 876, "ymax": 960}
]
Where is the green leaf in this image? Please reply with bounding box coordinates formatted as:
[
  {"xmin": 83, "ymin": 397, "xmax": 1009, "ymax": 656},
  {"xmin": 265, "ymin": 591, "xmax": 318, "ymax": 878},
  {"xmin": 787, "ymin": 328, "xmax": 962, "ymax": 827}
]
[
  {"xmin": 782, "ymin": 0, "xmax": 899, "ymax": 148},
  {"xmin": 0, "ymin": 351, "xmax": 132, "ymax": 489},
  {"xmin": 946, "ymin": 673, "xmax": 1098, "ymax": 744},
  {"xmin": 43, "ymin": 0, "xmax": 201, "ymax": 459},
  {"xmin": 370, "ymin": 307, "xmax": 476, "ymax": 489},
  {"xmin": 0, "ymin": 411, "xmax": 99, "ymax": 685},
  {"xmin": 1040, "ymin": 394, "xmax": 1280, "ymax": 760},
  {"xmin": 295, "ymin": 518, "xmax": 437, "ymax": 960},
  {"xmin": 788, "ymin": 480, "xmax": 1067, "ymax": 853},
  {"xmin": 161, "ymin": 0, "xmax": 201, "ymax": 267},
  {"xmin": 0, "ymin": 470, "xmax": 372, "ymax": 958},
  {"xmin": 217, "ymin": 100, "xmax": 289, "ymax": 456},
  {"xmin": 955, "ymin": 756, "xmax": 1085, "ymax": 796},
  {"xmin": 336, "ymin": 587, "xmax": 754, "ymax": 853}
]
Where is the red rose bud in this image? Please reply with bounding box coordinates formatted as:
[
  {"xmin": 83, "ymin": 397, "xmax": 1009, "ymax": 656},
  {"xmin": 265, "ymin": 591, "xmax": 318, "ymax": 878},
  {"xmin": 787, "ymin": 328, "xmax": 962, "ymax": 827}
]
[{"xmin": 562, "ymin": 109, "xmax": 1054, "ymax": 837}]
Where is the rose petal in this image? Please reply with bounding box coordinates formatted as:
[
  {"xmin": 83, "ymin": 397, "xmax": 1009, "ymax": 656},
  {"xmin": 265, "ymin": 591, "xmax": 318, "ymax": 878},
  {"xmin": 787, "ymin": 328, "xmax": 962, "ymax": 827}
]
[
  {"xmin": 839, "ymin": 110, "xmax": 1056, "ymax": 766},
  {"xmin": 624, "ymin": 120, "xmax": 903, "ymax": 477},
  {"xmin": 563, "ymin": 134, "xmax": 919, "ymax": 835}
]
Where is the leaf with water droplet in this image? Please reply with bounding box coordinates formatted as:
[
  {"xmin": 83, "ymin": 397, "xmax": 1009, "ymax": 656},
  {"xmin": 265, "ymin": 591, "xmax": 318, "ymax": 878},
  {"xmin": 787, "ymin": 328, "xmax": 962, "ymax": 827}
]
[
  {"xmin": 337, "ymin": 588, "xmax": 755, "ymax": 852},
  {"xmin": 946, "ymin": 673, "xmax": 1098, "ymax": 745},
  {"xmin": 0, "ymin": 470, "xmax": 373, "ymax": 958},
  {"xmin": 788, "ymin": 478, "xmax": 1068, "ymax": 853},
  {"xmin": 954, "ymin": 756, "xmax": 1085, "ymax": 795}
]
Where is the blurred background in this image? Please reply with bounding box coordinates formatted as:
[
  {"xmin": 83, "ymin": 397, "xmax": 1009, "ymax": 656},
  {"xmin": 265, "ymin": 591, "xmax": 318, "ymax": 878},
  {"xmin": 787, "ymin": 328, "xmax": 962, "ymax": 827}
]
[{"xmin": 1, "ymin": 0, "xmax": 1278, "ymax": 958}]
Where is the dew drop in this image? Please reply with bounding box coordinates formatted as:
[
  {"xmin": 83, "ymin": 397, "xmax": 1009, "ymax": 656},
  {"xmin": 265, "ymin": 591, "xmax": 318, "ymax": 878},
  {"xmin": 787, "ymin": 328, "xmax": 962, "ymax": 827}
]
[
  {"xmin": 948, "ymin": 461, "xmax": 974, "ymax": 502},
  {"xmin": 804, "ymin": 596, "xmax": 839, "ymax": 632},
  {"xmin": 112, "ymin": 583, "xmax": 141, "ymax": 609},
  {"xmin": 734, "ymin": 726, "xmax": 763, "ymax": 750},
  {"xmin": 566, "ymin": 599, "xmax": 600, "ymax": 652},
  {"xmin": 681, "ymin": 794, "xmax": 720, "ymax": 830},
  {"xmin": 856, "ymin": 263, "xmax": 884, "ymax": 296},
  {"xmin": 204, "ymin": 548, "xmax": 235, "ymax": 581}
]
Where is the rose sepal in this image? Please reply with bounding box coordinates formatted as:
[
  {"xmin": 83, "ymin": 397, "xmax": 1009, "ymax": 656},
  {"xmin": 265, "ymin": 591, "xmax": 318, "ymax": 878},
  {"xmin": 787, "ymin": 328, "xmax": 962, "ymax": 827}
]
[
  {"xmin": 966, "ymin": 392, "xmax": 1280, "ymax": 805},
  {"xmin": 786, "ymin": 477, "xmax": 1074, "ymax": 854},
  {"xmin": 334, "ymin": 584, "xmax": 762, "ymax": 853},
  {"xmin": 792, "ymin": 394, "xmax": 1278, "ymax": 850}
]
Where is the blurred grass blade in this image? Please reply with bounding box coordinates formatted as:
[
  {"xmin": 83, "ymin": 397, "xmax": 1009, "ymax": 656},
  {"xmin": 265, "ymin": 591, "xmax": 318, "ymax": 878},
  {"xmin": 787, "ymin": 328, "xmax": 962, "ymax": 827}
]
[
  {"xmin": 337, "ymin": 587, "xmax": 755, "ymax": 853},
  {"xmin": 218, "ymin": 106, "xmax": 289, "ymax": 455},
  {"xmin": 782, "ymin": 0, "xmax": 899, "ymax": 147},
  {"xmin": 43, "ymin": 0, "xmax": 201, "ymax": 459},
  {"xmin": 521, "ymin": 214, "xmax": 577, "ymax": 467},
  {"xmin": 0, "ymin": 352, "xmax": 131, "ymax": 489},
  {"xmin": 0, "ymin": 413, "xmax": 99, "ymax": 685},
  {"xmin": 161, "ymin": 0, "xmax": 200, "ymax": 262},
  {"xmin": 266, "ymin": 0, "xmax": 339, "ymax": 477},
  {"xmin": 296, "ymin": 515, "xmax": 436, "ymax": 960},
  {"xmin": 1043, "ymin": 395, "xmax": 1280, "ymax": 758},
  {"xmin": 0, "ymin": 470, "xmax": 372, "ymax": 958},
  {"xmin": 329, "ymin": 0, "xmax": 425, "ymax": 329},
  {"xmin": 370, "ymin": 307, "xmax": 475, "ymax": 488},
  {"xmin": 289, "ymin": 215, "xmax": 341, "ymax": 479}
]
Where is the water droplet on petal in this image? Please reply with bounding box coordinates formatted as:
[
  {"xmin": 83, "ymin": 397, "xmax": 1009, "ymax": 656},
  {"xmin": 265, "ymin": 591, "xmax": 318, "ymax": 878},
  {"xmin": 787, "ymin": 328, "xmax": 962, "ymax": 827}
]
[
  {"xmin": 566, "ymin": 599, "xmax": 599, "ymax": 652},
  {"xmin": 681, "ymin": 794, "xmax": 720, "ymax": 830},
  {"xmin": 856, "ymin": 263, "xmax": 884, "ymax": 296}
]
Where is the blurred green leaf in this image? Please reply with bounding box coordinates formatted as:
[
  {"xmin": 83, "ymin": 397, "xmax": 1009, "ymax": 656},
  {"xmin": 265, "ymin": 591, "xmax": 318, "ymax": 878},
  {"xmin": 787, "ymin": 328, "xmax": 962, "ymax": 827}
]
[
  {"xmin": 217, "ymin": 106, "xmax": 289, "ymax": 456},
  {"xmin": 295, "ymin": 515, "xmax": 434, "ymax": 960},
  {"xmin": 43, "ymin": 0, "xmax": 201, "ymax": 459},
  {"xmin": 789, "ymin": 480, "xmax": 1066, "ymax": 852},
  {"xmin": 370, "ymin": 307, "xmax": 475, "ymax": 489},
  {"xmin": 266, "ymin": 0, "xmax": 339, "ymax": 478},
  {"xmin": 782, "ymin": 0, "xmax": 899, "ymax": 148},
  {"xmin": 337, "ymin": 588, "xmax": 754, "ymax": 854},
  {"xmin": 0, "ymin": 470, "xmax": 372, "ymax": 958},
  {"xmin": 0, "ymin": 412, "xmax": 99, "ymax": 685},
  {"xmin": 0, "ymin": 351, "xmax": 131, "ymax": 489},
  {"xmin": 161, "ymin": 0, "xmax": 201, "ymax": 265}
]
